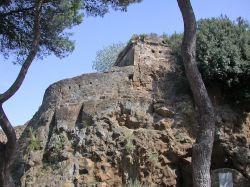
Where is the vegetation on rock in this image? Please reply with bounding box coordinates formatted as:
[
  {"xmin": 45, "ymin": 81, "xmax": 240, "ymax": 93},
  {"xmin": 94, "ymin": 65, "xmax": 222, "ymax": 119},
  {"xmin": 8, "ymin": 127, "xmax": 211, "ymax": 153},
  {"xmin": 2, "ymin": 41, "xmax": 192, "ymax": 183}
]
[
  {"xmin": 92, "ymin": 43, "xmax": 126, "ymax": 72},
  {"xmin": 197, "ymin": 17, "xmax": 250, "ymax": 102},
  {"xmin": 164, "ymin": 17, "xmax": 250, "ymax": 103},
  {"xmin": 27, "ymin": 127, "xmax": 41, "ymax": 152},
  {"xmin": 125, "ymin": 179, "xmax": 149, "ymax": 187}
]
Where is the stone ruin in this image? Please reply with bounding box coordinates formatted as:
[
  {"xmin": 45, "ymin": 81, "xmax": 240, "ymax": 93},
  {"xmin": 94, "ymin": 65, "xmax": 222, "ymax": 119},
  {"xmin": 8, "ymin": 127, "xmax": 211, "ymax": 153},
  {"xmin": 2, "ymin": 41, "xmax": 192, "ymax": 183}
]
[{"xmin": 5, "ymin": 35, "xmax": 249, "ymax": 187}]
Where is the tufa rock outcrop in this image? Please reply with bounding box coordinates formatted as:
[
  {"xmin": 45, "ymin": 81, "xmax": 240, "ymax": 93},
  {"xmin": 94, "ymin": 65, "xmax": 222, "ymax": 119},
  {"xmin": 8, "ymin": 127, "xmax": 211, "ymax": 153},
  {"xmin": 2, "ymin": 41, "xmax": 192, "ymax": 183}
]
[{"xmin": 10, "ymin": 36, "xmax": 250, "ymax": 187}]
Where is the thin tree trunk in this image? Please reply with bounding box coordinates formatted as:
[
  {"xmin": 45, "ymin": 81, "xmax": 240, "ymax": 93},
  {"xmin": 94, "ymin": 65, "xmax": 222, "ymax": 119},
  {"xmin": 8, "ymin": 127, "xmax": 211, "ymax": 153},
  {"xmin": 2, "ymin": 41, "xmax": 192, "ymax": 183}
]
[
  {"xmin": 176, "ymin": 0, "xmax": 215, "ymax": 186},
  {"xmin": 0, "ymin": 0, "xmax": 43, "ymax": 186},
  {"xmin": 0, "ymin": 106, "xmax": 16, "ymax": 187}
]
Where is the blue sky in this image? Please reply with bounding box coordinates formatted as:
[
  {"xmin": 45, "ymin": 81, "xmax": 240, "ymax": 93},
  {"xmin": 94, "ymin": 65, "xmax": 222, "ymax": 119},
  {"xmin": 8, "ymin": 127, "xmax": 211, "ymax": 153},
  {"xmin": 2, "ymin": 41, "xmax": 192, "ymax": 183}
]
[{"xmin": 1, "ymin": 0, "xmax": 250, "ymax": 126}]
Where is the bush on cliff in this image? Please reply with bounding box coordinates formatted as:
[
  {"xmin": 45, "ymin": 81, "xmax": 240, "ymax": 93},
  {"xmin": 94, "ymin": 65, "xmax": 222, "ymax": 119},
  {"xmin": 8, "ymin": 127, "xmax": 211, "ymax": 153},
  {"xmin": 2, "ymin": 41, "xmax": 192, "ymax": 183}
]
[
  {"xmin": 92, "ymin": 43, "xmax": 126, "ymax": 72},
  {"xmin": 164, "ymin": 17, "xmax": 250, "ymax": 103}
]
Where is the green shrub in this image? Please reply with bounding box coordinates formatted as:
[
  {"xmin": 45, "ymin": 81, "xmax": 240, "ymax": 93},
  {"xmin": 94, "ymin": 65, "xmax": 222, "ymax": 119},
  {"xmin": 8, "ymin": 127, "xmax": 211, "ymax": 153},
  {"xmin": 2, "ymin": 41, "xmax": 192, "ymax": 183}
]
[
  {"xmin": 148, "ymin": 152, "xmax": 160, "ymax": 168},
  {"xmin": 164, "ymin": 17, "xmax": 250, "ymax": 102},
  {"xmin": 197, "ymin": 16, "xmax": 250, "ymax": 102},
  {"xmin": 92, "ymin": 43, "xmax": 126, "ymax": 72},
  {"xmin": 125, "ymin": 179, "xmax": 149, "ymax": 187},
  {"xmin": 125, "ymin": 140, "xmax": 136, "ymax": 154},
  {"xmin": 162, "ymin": 32, "xmax": 183, "ymax": 64},
  {"xmin": 125, "ymin": 133, "xmax": 136, "ymax": 154},
  {"xmin": 42, "ymin": 134, "xmax": 66, "ymax": 167},
  {"xmin": 27, "ymin": 127, "xmax": 41, "ymax": 152}
]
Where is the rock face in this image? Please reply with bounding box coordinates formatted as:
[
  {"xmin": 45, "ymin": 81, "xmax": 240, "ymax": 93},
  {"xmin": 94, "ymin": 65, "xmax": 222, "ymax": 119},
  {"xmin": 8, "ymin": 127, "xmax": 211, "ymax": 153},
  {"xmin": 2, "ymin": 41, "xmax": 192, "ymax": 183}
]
[{"xmin": 11, "ymin": 36, "xmax": 250, "ymax": 187}]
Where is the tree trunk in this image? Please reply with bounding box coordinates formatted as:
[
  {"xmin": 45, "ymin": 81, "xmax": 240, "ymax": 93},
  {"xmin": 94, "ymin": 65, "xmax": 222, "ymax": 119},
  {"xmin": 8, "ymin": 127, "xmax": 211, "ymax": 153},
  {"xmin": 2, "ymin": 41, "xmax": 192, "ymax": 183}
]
[
  {"xmin": 0, "ymin": 106, "xmax": 16, "ymax": 187},
  {"xmin": 176, "ymin": 0, "xmax": 215, "ymax": 187},
  {"xmin": 0, "ymin": 0, "xmax": 43, "ymax": 186}
]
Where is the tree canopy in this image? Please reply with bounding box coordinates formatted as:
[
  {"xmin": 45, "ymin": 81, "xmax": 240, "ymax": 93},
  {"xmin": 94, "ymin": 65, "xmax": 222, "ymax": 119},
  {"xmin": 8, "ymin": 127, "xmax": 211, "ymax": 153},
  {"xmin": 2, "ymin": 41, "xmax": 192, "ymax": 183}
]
[
  {"xmin": 164, "ymin": 17, "xmax": 250, "ymax": 102},
  {"xmin": 0, "ymin": 0, "xmax": 142, "ymax": 64},
  {"xmin": 92, "ymin": 42, "xmax": 125, "ymax": 72},
  {"xmin": 197, "ymin": 17, "xmax": 250, "ymax": 99},
  {"xmin": 83, "ymin": 0, "xmax": 142, "ymax": 17},
  {"xmin": 0, "ymin": 0, "xmax": 83, "ymax": 63},
  {"xmin": 197, "ymin": 17, "xmax": 250, "ymax": 82}
]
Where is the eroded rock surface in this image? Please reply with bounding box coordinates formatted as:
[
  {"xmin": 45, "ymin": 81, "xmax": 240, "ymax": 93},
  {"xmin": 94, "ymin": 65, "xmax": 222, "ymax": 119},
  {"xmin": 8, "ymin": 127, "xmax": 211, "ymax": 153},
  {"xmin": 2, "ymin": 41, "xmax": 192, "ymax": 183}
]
[{"xmin": 11, "ymin": 36, "xmax": 250, "ymax": 187}]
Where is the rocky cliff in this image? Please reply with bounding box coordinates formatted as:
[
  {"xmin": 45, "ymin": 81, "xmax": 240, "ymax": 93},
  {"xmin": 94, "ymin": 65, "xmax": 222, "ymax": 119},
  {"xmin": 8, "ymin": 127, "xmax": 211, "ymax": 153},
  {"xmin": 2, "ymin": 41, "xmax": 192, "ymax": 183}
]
[{"xmin": 8, "ymin": 36, "xmax": 250, "ymax": 187}]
